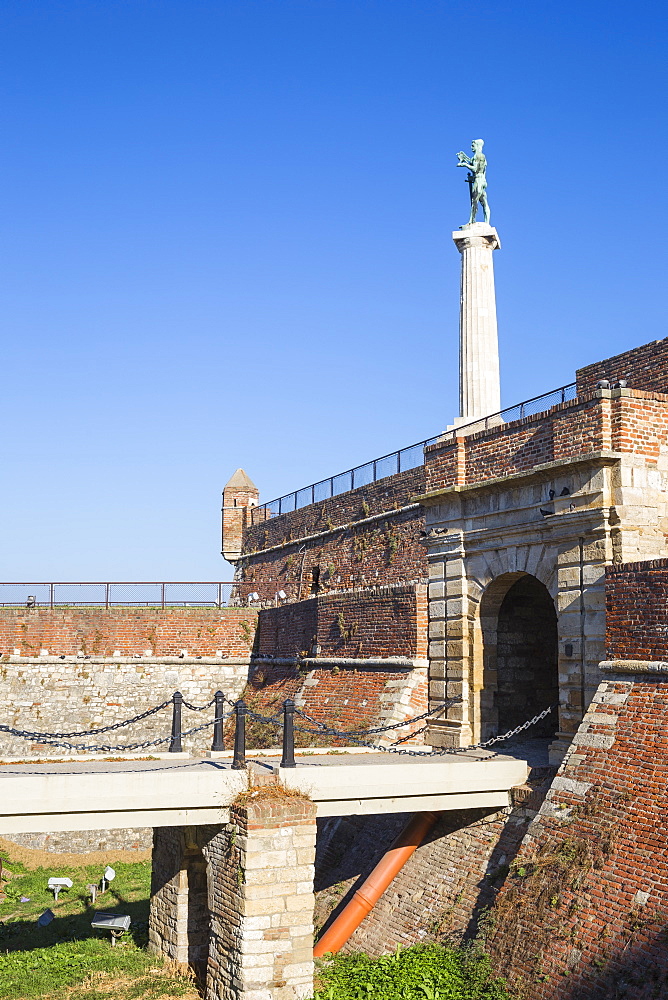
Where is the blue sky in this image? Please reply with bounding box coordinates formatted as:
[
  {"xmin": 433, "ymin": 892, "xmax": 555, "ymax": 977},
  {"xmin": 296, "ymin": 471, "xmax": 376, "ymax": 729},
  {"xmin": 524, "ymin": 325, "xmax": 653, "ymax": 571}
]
[{"xmin": 1, "ymin": 0, "xmax": 666, "ymax": 579}]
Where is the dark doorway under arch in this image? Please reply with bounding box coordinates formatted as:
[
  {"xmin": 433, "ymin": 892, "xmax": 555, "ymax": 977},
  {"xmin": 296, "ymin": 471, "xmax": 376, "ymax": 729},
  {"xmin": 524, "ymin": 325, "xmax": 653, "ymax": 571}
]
[{"xmin": 495, "ymin": 575, "xmax": 558, "ymax": 738}]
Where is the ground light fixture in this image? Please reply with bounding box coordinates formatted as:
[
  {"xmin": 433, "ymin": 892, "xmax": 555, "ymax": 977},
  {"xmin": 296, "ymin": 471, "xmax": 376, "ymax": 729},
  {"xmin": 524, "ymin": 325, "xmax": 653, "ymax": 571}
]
[
  {"xmin": 47, "ymin": 877, "xmax": 73, "ymax": 901},
  {"xmin": 99, "ymin": 865, "xmax": 116, "ymax": 893},
  {"xmin": 90, "ymin": 911, "xmax": 131, "ymax": 945}
]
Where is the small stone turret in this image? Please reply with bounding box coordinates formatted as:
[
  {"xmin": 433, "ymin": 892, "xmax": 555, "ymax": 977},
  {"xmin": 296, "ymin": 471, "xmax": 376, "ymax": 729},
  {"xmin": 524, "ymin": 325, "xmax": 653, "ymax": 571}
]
[{"xmin": 221, "ymin": 469, "xmax": 259, "ymax": 563}]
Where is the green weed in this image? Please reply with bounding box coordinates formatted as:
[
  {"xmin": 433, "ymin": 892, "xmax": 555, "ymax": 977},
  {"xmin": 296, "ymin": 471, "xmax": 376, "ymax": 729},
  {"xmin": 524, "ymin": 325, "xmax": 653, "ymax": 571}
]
[{"xmin": 313, "ymin": 943, "xmax": 511, "ymax": 1000}]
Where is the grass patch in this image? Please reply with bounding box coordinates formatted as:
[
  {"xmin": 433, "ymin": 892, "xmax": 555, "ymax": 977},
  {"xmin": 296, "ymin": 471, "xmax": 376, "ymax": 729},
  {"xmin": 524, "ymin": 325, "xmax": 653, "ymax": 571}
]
[
  {"xmin": 0, "ymin": 939, "xmax": 199, "ymax": 999},
  {"xmin": 313, "ymin": 943, "xmax": 512, "ymax": 1000},
  {"xmin": 0, "ymin": 852, "xmax": 198, "ymax": 999}
]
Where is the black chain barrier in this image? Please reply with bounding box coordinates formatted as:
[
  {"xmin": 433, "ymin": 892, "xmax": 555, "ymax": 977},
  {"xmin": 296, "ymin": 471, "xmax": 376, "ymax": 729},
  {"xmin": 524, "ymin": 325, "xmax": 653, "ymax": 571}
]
[
  {"xmin": 0, "ymin": 688, "xmax": 556, "ymax": 760},
  {"xmin": 181, "ymin": 696, "xmax": 216, "ymax": 712},
  {"xmin": 292, "ymin": 703, "xmax": 557, "ymax": 758},
  {"xmin": 0, "ymin": 697, "xmax": 173, "ymax": 742},
  {"xmin": 0, "ymin": 712, "xmax": 234, "ymax": 754}
]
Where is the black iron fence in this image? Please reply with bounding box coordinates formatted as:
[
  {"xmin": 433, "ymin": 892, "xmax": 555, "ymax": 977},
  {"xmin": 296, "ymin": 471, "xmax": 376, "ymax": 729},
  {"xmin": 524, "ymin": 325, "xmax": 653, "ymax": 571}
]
[
  {"xmin": 0, "ymin": 582, "xmax": 238, "ymax": 609},
  {"xmin": 251, "ymin": 383, "xmax": 577, "ymax": 524}
]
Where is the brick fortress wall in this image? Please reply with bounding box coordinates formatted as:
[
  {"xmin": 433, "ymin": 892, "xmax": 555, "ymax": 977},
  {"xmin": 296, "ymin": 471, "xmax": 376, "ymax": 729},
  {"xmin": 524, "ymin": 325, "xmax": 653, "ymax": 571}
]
[
  {"xmin": 313, "ymin": 555, "xmax": 668, "ymax": 969},
  {"xmin": 256, "ymin": 584, "xmax": 427, "ymax": 660},
  {"xmin": 424, "ymin": 387, "xmax": 668, "ymax": 495},
  {"xmin": 235, "ymin": 657, "xmax": 429, "ymax": 750},
  {"xmin": 468, "ymin": 558, "xmax": 668, "ymax": 996},
  {"xmin": 605, "ymin": 558, "xmax": 668, "ymax": 660},
  {"xmin": 232, "ymin": 468, "xmax": 430, "ymax": 749},
  {"xmin": 0, "ymin": 606, "xmax": 258, "ymax": 658},
  {"xmin": 239, "ymin": 467, "xmax": 426, "ymax": 599},
  {"xmin": 485, "ymin": 665, "xmax": 668, "ymax": 999},
  {"xmin": 577, "ymin": 335, "xmax": 668, "ymax": 395}
]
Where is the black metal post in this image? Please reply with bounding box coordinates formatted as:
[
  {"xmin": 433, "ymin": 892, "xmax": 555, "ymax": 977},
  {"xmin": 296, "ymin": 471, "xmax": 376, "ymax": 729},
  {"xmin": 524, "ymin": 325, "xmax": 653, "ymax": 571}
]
[
  {"xmin": 232, "ymin": 700, "xmax": 246, "ymax": 769},
  {"xmin": 169, "ymin": 691, "xmax": 183, "ymax": 753},
  {"xmin": 211, "ymin": 690, "xmax": 225, "ymax": 752},
  {"xmin": 281, "ymin": 698, "xmax": 296, "ymax": 768}
]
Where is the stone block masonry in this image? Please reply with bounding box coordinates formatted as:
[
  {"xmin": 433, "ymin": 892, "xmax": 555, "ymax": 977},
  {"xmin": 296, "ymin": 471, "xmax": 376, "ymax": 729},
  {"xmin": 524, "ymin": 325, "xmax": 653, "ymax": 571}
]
[
  {"xmin": 0, "ymin": 606, "xmax": 258, "ymax": 658},
  {"xmin": 6, "ymin": 827, "xmax": 152, "ymax": 853},
  {"xmin": 150, "ymin": 793, "xmax": 317, "ymax": 1000}
]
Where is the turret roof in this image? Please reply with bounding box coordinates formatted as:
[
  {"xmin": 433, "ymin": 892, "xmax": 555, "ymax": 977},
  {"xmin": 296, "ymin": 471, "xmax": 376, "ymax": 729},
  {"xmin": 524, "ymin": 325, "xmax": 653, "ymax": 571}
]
[{"xmin": 224, "ymin": 468, "xmax": 258, "ymax": 491}]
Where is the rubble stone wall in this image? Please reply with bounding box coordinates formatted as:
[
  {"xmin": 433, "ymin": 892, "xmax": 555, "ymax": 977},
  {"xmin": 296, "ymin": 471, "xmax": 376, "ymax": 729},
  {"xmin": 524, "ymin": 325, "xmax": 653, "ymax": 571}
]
[{"xmin": 0, "ymin": 653, "xmax": 250, "ymax": 757}]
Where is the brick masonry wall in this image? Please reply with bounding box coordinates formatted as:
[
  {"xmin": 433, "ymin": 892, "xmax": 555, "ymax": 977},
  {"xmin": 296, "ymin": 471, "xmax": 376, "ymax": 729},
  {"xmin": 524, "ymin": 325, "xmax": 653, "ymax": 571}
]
[
  {"xmin": 237, "ymin": 468, "xmax": 426, "ymax": 603},
  {"xmin": 256, "ymin": 585, "xmax": 427, "ymax": 660},
  {"xmin": 0, "ymin": 654, "xmax": 249, "ymax": 757},
  {"xmin": 577, "ymin": 336, "xmax": 668, "ymax": 395},
  {"xmin": 606, "ymin": 558, "xmax": 668, "ymax": 660},
  {"xmin": 232, "ymin": 659, "xmax": 428, "ymax": 750},
  {"xmin": 313, "ymin": 786, "xmax": 551, "ymax": 956},
  {"xmin": 424, "ymin": 390, "xmax": 668, "ymax": 494},
  {"xmin": 609, "ymin": 392, "xmax": 668, "ymax": 460},
  {"xmin": 486, "ymin": 667, "xmax": 668, "ymax": 999},
  {"xmin": 0, "ymin": 607, "xmax": 258, "ymax": 658},
  {"xmin": 257, "ymin": 600, "xmax": 318, "ymax": 658},
  {"xmin": 244, "ymin": 467, "xmax": 425, "ymax": 551},
  {"xmin": 425, "ymin": 396, "xmax": 609, "ymax": 493}
]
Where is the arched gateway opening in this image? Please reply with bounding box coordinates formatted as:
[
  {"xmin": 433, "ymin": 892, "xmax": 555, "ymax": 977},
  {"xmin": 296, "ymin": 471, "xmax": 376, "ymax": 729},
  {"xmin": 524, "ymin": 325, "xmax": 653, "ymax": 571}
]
[{"xmin": 479, "ymin": 573, "xmax": 558, "ymax": 740}]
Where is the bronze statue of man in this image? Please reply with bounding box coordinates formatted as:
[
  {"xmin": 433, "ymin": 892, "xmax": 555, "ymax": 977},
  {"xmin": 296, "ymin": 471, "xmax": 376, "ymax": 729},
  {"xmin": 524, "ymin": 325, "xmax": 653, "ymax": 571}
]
[{"xmin": 457, "ymin": 139, "xmax": 490, "ymax": 225}]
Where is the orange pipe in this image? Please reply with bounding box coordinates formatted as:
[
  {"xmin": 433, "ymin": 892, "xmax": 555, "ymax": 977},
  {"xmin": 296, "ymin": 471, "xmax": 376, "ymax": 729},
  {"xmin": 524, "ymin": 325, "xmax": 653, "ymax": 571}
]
[{"xmin": 313, "ymin": 810, "xmax": 439, "ymax": 957}]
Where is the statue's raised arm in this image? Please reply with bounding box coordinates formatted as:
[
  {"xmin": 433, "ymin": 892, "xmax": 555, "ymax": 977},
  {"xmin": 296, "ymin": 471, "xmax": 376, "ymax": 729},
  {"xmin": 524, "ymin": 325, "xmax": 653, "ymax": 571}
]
[{"xmin": 456, "ymin": 139, "xmax": 490, "ymax": 226}]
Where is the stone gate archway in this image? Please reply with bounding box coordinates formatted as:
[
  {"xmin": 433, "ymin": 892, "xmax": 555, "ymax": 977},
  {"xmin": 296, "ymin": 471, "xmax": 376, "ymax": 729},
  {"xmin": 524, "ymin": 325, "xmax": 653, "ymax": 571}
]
[{"xmin": 479, "ymin": 572, "xmax": 558, "ymax": 741}]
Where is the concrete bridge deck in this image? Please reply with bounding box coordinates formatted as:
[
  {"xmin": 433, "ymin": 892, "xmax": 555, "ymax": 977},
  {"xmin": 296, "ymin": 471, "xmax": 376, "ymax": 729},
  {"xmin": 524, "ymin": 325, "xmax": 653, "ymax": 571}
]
[{"xmin": 0, "ymin": 748, "xmax": 528, "ymax": 833}]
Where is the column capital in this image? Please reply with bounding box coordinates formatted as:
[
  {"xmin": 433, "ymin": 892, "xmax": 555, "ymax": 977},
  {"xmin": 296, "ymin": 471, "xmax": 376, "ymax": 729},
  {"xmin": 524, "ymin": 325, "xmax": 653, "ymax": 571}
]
[{"xmin": 452, "ymin": 222, "xmax": 501, "ymax": 252}]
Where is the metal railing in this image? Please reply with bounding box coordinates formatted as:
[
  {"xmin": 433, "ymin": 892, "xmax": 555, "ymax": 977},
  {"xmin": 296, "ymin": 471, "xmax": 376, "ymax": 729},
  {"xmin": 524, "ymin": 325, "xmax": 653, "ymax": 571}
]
[
  {"xmin": 251, "ymin": 382, "xmax": 577, "ymax": 523},
  {"xmin": 251, "ymin": 435, "xmax": 442, "ymax": 524},
  {"xmin": 448, "ymin": 382, "xmax": 577, "ymax": 434},
  {"xmin": 0, "ymin": 582, "xmax": 238, "ymax": 609}
]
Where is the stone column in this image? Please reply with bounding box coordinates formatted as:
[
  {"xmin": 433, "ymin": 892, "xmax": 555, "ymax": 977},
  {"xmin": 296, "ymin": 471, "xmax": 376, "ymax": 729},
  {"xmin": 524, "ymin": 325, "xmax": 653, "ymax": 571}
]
[
  {"xmin": 452, "ymin": 222, "xmax": 501, "ymax": 423},
  {"xmin": 204, "ymin": 793, "xmax": 317, "ymax": 1000},
  {"xmin": 149, "ymin": 825, "xmax": 213, "ymax": 977},
  {"xmin": 425, "ymin": 526, "xmax": 473, "ymax": 748}
]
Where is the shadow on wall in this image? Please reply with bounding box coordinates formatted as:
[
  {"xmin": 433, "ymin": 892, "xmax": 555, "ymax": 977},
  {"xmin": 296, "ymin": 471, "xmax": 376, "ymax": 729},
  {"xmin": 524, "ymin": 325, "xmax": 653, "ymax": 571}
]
[
  {"xmin": 558, "ymin": 937, "xmax": 668, "ymax": 1000},
  {"xmin": 313, "ymin": 787, "xmax": 553, "ymax": 956}
]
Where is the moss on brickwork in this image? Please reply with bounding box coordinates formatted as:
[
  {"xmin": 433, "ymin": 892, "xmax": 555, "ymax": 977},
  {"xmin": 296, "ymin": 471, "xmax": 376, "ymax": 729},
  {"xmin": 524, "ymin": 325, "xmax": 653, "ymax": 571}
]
[{"xmin": 487, "ymin": 675, "xmax": 668, "ymax": 998}]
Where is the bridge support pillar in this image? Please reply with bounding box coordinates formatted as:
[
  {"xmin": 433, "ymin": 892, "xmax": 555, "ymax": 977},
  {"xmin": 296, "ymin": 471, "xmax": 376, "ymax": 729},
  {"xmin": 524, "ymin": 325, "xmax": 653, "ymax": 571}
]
[
  {"xmin": 205, "ymin": 792, "xmax": 316, "ymax": 1000},
  {"xmin": 149, "ymin": 792, "xmax": 317, "ymax": 1000}
]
